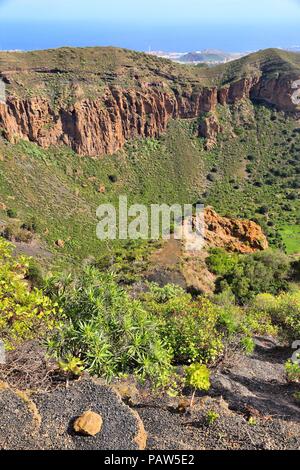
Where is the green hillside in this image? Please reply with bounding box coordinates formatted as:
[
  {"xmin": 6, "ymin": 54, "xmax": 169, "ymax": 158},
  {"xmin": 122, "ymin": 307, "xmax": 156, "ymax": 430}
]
[
  {"xmin": 0, "ymin": 102, "xmax": 299, "ymax": 271},
  {"xmin": 2, "ymin": 46, "xmax": 300, "ymax": 101},
  {"xmin": 0, "ymin": 47, "xmax": 299, "ymax": 272}
]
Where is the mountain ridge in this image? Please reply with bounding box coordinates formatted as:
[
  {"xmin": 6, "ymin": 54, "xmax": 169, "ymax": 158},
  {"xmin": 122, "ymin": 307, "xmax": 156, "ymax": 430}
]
[{"xmin": 0, "ymin": 47, "xmax": 300, "ymax": 156}]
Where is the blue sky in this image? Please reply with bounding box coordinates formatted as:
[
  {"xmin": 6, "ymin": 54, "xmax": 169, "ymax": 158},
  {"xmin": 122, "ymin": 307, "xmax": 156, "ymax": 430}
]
[
  {"xmin": 0, "ymin": 0, "xmax": 300, "ymax": 22},
  {"xmin": 0, "ymin": 0, "xmax": 300, "ymax": 51}
]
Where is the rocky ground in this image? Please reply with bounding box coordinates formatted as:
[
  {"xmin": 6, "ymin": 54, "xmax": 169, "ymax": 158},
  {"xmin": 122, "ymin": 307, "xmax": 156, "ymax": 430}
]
[
  {"xmin": 0, "ymin": 376, "xmax": 146, "ymax": 450},
  {"xmin": 134, "ymin": 337, "xmax": 300, "ymax": 450},
  {"xmin": 0, "ymin": 337, "xmax": 299, "ymax": 450}
]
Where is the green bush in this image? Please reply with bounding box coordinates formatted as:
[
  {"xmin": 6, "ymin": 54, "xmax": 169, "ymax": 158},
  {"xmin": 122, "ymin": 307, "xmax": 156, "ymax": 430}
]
[
  {"xmin": 185, "ymin": 363, "xmax": 211, "ymax": 407},
  {"xmin": 26, "ymin": 260, "xmax": 44, "ymax": 288},
  {"xmin": 44, "ymin": 267, "xmax": 298, "ymax": 388},
  {"xmin": 6, "ymin": 209, "xmax": 17, "ymax": 219},
  {"xmin": 45, "ymin": 268, "xmax": 173, "ymax": 386},
  {"xmin": 142, "ymin": 284, "xmax": 224, "ymax": 364},
  {"xmin": 185, "ymin": 363, "xmax": 211, "ymax": 391},
  {"xmin": 251, "ymin": 292, "xmax": 300, "ymax": 340},
  {"xmin": 0, "ymin": 238, "xmax": 59, "ymax": 349},
  {"xmin": 212, "ymin": 250, "xmax": 290, "ymax": 304},
  {"xmin": 206, "ymin": 248, "xmax": 239, "ymax": 276},
  {"xmin": 285, "ymin": 360, "xmax": 300, "ymax": 383}
]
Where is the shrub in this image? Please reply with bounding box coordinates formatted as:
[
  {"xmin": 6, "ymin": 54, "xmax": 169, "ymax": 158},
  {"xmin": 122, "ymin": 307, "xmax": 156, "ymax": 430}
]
[
  {"xmin": 6, "ymin": 209, "xmax": 17, "ymax": 219},
  {"xmin": 58, "ymin": 355, "xmax": 85, "ymax": 377},
  {"xmin": 206, "ymin": 248, "xmax": 239, "ymax": 276},
  {"xmin": 185, "ymin": 363, "xmax": 210, "ymax": 391},
  {"xmin": 206, "ymin": 410, "xmax": 220, "ymax": 425},
  {"xmin": 0, "ymin": 238, "xmax": 59, "ymax": 349},
  {"xmin": 108, "ymin": 174, "xmax": 118, "ymax": 183},
  {"xmin": 215, "ymin": 250, "xmax": 290, "ymax": 304},
  {"xmin": 185, "ymin": 363, "xmax": 211, "ymax": 407},
  {"xmin": 45, "ymin": 268, "xmax": 173, "ymax": 386},
  {"xmin": 258, "ymin": 205, "xmax": 269, "ymax": 215},
  {"xmin": 251, "ymin": 292, "xmax": 300, "ymax": 341},
  {"xmin": 21, "ymin": 217, "xmax": 38, "ymax": 233},
  {"xmin": 285, "ymin": 360, "xmax": 300, "ymax": 383},
  {"xmin": 26, "ymin": 260, "xmax": 44, "ymax": 288},
  {"xmin": 14, "ymin": 228, "xmax": 33, "ymax": 243},
  {"xmin": 143, "ymin": 284, "xmax": 224, "ymax": 364},
  {"xmin": 1, "ymin": 224, "xmax": 33, "ymax": 243}
]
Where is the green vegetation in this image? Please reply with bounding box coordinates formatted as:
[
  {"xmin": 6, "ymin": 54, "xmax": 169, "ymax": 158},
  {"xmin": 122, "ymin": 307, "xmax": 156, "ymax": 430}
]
[
  {"xmin": 203, "ymin": 105, "xmax": 300, "ymax": 253},
  {"xmin": 285, "ymin": 360, "xmax": 300, "ymax": 383},
  {"xmin": 45, "ymin": 268, "xmax": 174, "ymax": 387},
  {"xmin": 280, "ymin": 225, "xmax": 300, "ymax": 254},
  {"xmin": 0, "ymin": 47, "xmax": 299, "ymax": 394},
  {"xmin": 42, "ymin": 267, "xmax": 297, "ymax": 389},
  {"xmin": 213, "ymin": 48, "xmax": 300, "ymax": 85},
  {"xmin": 2, "ymin": 47, "xmax": 300, "ymax": 103},
  {"xmin": 0, "ymin": 103, "xmax": 299, "ymax": 273},
  {"xmin": 207, "ymin": 248, "xmax": 239, "ymax": 277},
  {"xmin": 0, "ymin": 46, "xmax": 212, "ymax": 102},
  {"xmin": 206, "ymin": 410, "xmax": 220, "ymax": 425},
  {"xmin": 252, "ymin": 292, "xmax": 300, "ymax": 341},
  {"xmin": 0, "ymin": 234, "xmax": 299, "ymax": 391},
  {"xmin": 0, "ymin": 120, "xmax": 205, "ymax": 271},
  {"xmin": 185, "ymin": 363, "xmax": 211, "ymax": 407},
  {"xmin": 207, "ymin": 248, "xmax": 291, "ymax": 304},
  {"xmin": 0, "ymin": 239, "xmax": 59, "ymax": 349}
]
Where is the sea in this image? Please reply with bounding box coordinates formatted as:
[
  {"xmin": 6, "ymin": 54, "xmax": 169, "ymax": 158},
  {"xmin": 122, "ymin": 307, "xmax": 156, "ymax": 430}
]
[{"xmin": 0, "ymin": 20, "xmax": 299, "ymax": 53}]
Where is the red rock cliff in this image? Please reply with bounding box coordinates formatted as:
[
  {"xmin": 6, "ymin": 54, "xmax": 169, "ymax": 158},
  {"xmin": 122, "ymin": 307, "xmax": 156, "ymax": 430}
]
[
  {"xmin": 0, "ymin": 58, "xmax": 299, "ymax": 156},
  {"xmin": 0, "ymin": 85, "xmax": 219, "ymax": 156}
]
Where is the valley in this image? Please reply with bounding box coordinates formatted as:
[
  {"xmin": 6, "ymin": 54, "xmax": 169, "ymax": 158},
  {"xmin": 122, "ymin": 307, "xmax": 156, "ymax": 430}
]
[{"xmin": 0, "ymin": 46, "xmax": 299, "ymax": 451}]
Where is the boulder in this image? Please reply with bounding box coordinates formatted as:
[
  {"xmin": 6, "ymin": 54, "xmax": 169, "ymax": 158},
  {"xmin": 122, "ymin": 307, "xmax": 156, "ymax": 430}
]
[{"xmin": 74, "ymin": 410, "xmax": 103, "ymax": 436}]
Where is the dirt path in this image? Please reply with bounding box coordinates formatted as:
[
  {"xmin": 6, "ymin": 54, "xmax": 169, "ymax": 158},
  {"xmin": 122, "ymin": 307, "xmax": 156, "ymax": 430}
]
[{"xmin": 144, "ymin": 237, "xmax": 215, "ymax": 294}]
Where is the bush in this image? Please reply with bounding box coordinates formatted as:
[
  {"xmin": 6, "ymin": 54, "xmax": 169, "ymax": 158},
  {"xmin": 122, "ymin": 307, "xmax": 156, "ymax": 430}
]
[
  {"xmin": 44, "ymin": 267, "xmax": 297, "ymax": 388},
  {"xmin": 206, "ymin": 410, "xmax": 220, "ymax": 425},
  {"xmin": 185, "ymin": 363, "xmax": 211, "ymax": 407},
  {"xmin": 21, "ymin": 217, "xmax": 38, "ymax": 233},
  {"xmin": 251, "ymin": 292, "xmax": 300, "ymax": 341},
  {"xmin": 26, "ymin": 260, "xmax": 44, "ymax": 288},
  {"xmin": 142, "ymin": 284, "xmax": 224, "ymax": 364},
  {"xmin": 6, "ymin": 209, "xmax": 17, "ymax": 219},
  {"xmin": 0, "ymin": 238, "xmax": 59, "ymax": 349},
  {"xmin": 45, "ymin": 268, "xmax": 173, "ymax": 386},
  {"xmin": 206, "ymin": 248, "xmax": 239, "ymax": 276},
  {"xmin": 108, "ymin": 174, "xmax": 118, "ymax": 183},
  {"xmin": 185, "ymin": 363, "xmax": 211, "ymax": 391},
  {"xmin": 285, "ymin": 360, "xmax": 300, "ymax": 383},
  {"xmin": 1, "ymin": 224, "xmax": 33, "ymax": 243},
  {"xmin": 213, "ymin": 250, "xmax": 290, "ymax": 304}
]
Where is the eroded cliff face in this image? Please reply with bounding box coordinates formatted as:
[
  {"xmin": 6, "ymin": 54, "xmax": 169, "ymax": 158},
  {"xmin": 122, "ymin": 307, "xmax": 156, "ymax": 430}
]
[
  {"xmin": 0, "ymin": 85, "xmax": 219, "ymax": 156},
  {"xmin": 0, "ymin": 62, "xmax": 299, "ymax": 156}
]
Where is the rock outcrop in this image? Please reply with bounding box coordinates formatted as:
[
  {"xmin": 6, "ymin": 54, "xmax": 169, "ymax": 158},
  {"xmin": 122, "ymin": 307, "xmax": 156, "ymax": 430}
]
[
  {"xmin": 144, "ymin": 208, "xmax": 268, "ymax": 295},
  {"xmin": 204, "ymin": 207, "xmax": 268, "ymax": 253}
]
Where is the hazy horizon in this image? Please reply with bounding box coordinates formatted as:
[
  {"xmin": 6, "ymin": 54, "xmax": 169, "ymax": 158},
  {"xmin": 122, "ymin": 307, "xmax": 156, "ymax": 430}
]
[{"xmin": 0, "ymin": 0, "xmax": 300, "ymax": 52}]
